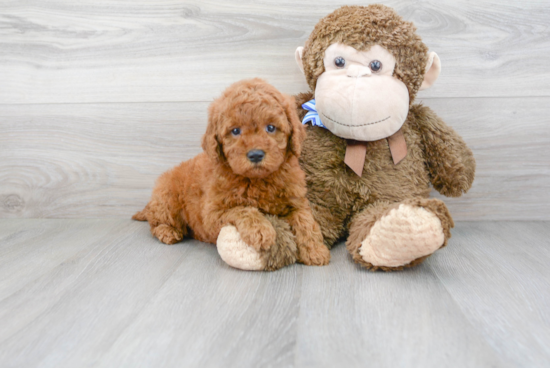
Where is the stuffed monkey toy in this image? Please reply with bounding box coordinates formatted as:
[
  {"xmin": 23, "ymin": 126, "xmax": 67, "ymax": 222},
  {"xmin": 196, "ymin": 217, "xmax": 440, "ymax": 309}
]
[
  {"xmin": 293, "ymin": 4, "xmax": 475, "ymax": 270},
  {"xmin": 217, "ymin": 4, "xmax": 475, "ymax": 271}
]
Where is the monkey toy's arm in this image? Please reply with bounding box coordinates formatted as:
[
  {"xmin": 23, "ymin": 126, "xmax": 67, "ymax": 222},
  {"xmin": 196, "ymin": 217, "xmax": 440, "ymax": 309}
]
[{"xmin": 409, "ymin": 104, "xmax": 476, "ymax": 197}]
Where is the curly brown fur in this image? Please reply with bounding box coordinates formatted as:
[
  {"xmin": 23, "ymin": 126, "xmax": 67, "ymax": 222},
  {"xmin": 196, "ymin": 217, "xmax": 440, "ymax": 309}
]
[
  {"xmin": 134, "ymin": 79, "xmax": 329, "ymax": 269},
  {"xmin": 296, "ymin": 5, "xmax": 475, "ymax": 270}
]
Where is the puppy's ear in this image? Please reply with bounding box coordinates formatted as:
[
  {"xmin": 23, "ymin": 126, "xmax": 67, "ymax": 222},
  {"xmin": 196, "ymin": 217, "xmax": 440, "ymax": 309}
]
[
  {"xmin": 202, "ymin": 102, "xmax": 225, "ymax": 163},
  {"xmin": 283, "ymin": 95, "xmax": 306, "ymax": 157}
]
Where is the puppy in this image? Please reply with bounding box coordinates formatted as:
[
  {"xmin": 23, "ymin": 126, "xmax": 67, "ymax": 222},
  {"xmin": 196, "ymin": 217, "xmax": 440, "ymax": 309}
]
[{"xmin": 133, "ymin": 78, "xmax": 330, "ymax": 267}]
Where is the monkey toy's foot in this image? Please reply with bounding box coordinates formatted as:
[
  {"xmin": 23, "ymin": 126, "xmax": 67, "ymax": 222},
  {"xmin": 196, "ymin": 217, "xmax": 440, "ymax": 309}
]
[
  {"xmin": 217, "ymin": 225, "xmax": 266, "ymax": 271},
  {"xmin": 216, "ymin": 216, "xmax": 298, "ymax": 272},
  {"xmin": 347, "ymin": 198, "xmax": 454, "ymax": 271}
]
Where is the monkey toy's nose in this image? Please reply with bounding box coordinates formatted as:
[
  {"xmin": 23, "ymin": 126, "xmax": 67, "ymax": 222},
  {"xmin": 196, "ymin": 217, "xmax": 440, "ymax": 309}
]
[
  {"xmin": 247, "ymin": 149, "xmax": 265, "ymax": 163},
  {"xmin": 347, "ymin": 64, "xmax": 371, "ymax": 78}
]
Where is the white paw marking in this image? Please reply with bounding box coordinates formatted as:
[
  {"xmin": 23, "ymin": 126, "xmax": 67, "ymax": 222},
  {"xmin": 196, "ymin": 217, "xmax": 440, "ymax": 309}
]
[
  {"xmin": 217, "ymin": 225, "xmax": 265, "ymax": 271},
  {"xmin": 359, "ymin": 204, "xmax": 445, "ymax": 267}
]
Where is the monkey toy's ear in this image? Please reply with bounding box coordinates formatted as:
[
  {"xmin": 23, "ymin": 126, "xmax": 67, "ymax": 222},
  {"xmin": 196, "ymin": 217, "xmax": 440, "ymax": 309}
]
[
  {"xmin": 420, "ymin": 52, "xmax": 441, "ymax": 91},
  {"xmin": 295, "ymin": 47, "xmax": 305, "ymax": 75}
]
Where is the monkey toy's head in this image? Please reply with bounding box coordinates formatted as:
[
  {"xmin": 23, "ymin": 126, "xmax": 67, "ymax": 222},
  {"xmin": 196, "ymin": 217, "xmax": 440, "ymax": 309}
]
[{"xmin": 295, "ymin": 4, "xmax": 440, "ymax": 141}]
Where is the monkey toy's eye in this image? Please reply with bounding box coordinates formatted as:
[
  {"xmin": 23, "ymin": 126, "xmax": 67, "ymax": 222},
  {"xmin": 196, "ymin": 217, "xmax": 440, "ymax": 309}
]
[
  {"xmin": 334, "ymin": 56, "xmax": 346, "ymax": 68},
  {"xmin": 369, "ymin": 60, "xmax": 382, "ymax": 72},
  {"xmin": 266, "ymin": 125, "xmax": 276, "ymax": 133},
  {"xmin": 231, "ymin": 128, "xmax": 241, "ymax": 136}
]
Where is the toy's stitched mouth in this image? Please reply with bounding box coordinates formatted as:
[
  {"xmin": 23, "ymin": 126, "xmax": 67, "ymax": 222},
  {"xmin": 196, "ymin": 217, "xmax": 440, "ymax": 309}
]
[{"xmin": 321, "ymin": 112, "xmax": 391, "ymax": 127}]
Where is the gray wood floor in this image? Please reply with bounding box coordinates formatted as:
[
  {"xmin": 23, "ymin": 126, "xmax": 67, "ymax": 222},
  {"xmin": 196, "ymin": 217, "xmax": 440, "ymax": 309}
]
[{"xmin": 0, "ymin": 220, "xmax": 548, "ymax": 368}]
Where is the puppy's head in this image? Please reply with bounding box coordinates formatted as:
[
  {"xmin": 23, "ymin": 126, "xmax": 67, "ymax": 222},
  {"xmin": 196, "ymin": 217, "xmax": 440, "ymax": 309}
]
[{"xmin": 202, "ymin": 78, "xmax": 305, "ymax": 178}]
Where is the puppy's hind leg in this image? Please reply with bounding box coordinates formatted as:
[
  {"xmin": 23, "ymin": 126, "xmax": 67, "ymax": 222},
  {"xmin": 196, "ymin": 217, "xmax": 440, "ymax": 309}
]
[
  {"xmin": 147, "ymin": 200, "xmax": 187, "ymax": 245},
  {"xmin": 132, "ymin": 204, "xmax": 149, "ymax": 221},
  {"xmin": 151, "ymin": 223, "xmax": 186, "ymax": 245},
  {"xmin": 143, "ymin": 171, "xmax": 188, "ymax": 245}
]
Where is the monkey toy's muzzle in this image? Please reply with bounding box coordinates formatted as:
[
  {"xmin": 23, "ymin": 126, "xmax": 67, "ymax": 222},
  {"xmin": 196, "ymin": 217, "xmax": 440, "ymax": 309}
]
[{"xmin": 314, "ymin": 67, "xmax": 410, "ymax": 141}]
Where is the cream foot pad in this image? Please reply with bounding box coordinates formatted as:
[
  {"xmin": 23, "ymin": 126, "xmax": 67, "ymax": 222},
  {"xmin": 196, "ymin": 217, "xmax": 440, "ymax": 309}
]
[
  {"xmin": 360, "ymin": 204, "xmax": 445, "ymax": 267},
  {"xmin": 217, "ymin": 225, "xmax": 266, "ymax": 271}
]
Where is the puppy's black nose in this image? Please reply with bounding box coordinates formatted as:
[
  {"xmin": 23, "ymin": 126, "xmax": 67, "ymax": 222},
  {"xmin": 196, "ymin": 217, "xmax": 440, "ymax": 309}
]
[{"xmin": 247, "ymin": 149, "xmax": 265, "ymax": 163}]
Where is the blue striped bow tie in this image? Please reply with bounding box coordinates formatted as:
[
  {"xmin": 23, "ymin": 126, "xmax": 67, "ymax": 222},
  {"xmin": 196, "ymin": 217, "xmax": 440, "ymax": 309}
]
[{"xmin": 301, "ymin": 99, "xmax": 326, "ymax": 128}]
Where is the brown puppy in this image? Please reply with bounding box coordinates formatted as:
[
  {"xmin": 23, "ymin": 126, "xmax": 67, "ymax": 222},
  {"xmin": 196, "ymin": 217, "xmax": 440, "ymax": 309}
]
[{"xmin": 133, "ymin": 78, "xmax": 330, "ymax": 268}]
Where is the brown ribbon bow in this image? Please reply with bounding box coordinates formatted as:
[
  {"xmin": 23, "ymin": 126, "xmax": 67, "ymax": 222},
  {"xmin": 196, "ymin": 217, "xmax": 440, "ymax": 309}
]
[{"xmin": 343, "ymin": 129, "xmax": 407, "ymax": 176}]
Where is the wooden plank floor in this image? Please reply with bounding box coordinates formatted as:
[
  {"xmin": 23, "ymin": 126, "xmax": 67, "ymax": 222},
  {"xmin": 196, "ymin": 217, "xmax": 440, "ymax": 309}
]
[{"xmin": 0, "ymin": 220, "xmax": 548, "ymax": 367}]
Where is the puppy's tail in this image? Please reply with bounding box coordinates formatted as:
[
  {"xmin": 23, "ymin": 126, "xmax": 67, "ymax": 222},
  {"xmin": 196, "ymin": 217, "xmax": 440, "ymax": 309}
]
[{"xmin": 132, "ymin": 206, "xmax": 148, "ymax": 221}]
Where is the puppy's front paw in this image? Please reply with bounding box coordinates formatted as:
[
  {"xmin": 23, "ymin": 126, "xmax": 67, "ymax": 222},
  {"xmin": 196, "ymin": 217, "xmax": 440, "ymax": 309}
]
[
  {"xmin": 151, "ymin": 224, "xmax": 183, "ymax": 245},
  {"xmin": 298, "ymin": 242, "xmax": 331, "ymax": 266},
  {"xmin": 237, "ymin": 221, "xmax": 276, "ymax": 251}
]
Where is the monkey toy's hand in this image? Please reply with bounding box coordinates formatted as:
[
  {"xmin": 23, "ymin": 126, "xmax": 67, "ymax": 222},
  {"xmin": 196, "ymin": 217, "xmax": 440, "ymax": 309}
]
[{"xmin": 411, "ymin": 105, "xmax": 476, "ymax": 197}]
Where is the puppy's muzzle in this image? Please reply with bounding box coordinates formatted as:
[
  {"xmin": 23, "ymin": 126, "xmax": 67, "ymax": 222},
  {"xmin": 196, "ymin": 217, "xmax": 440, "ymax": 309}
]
[{"xmin": 247, "ymin": 149, "xmax": 265, "ymax": 163}]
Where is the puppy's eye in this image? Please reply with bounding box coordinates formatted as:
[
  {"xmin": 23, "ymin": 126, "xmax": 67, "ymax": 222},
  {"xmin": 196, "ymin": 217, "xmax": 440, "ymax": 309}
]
[
  {"xmin": 231, "ymin": 128, "xmax": 241, "ymax": 136},
  {"xmin": 266, "ymin": 125, "xmax": 276, "ymax": 133},
  {"xmin": 369, "ymin": 60, "xmax": 382, "ymax": 72},
  {"xmin": 334, "ymin": 56, "xmax": 346, "ymax": 68}
]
